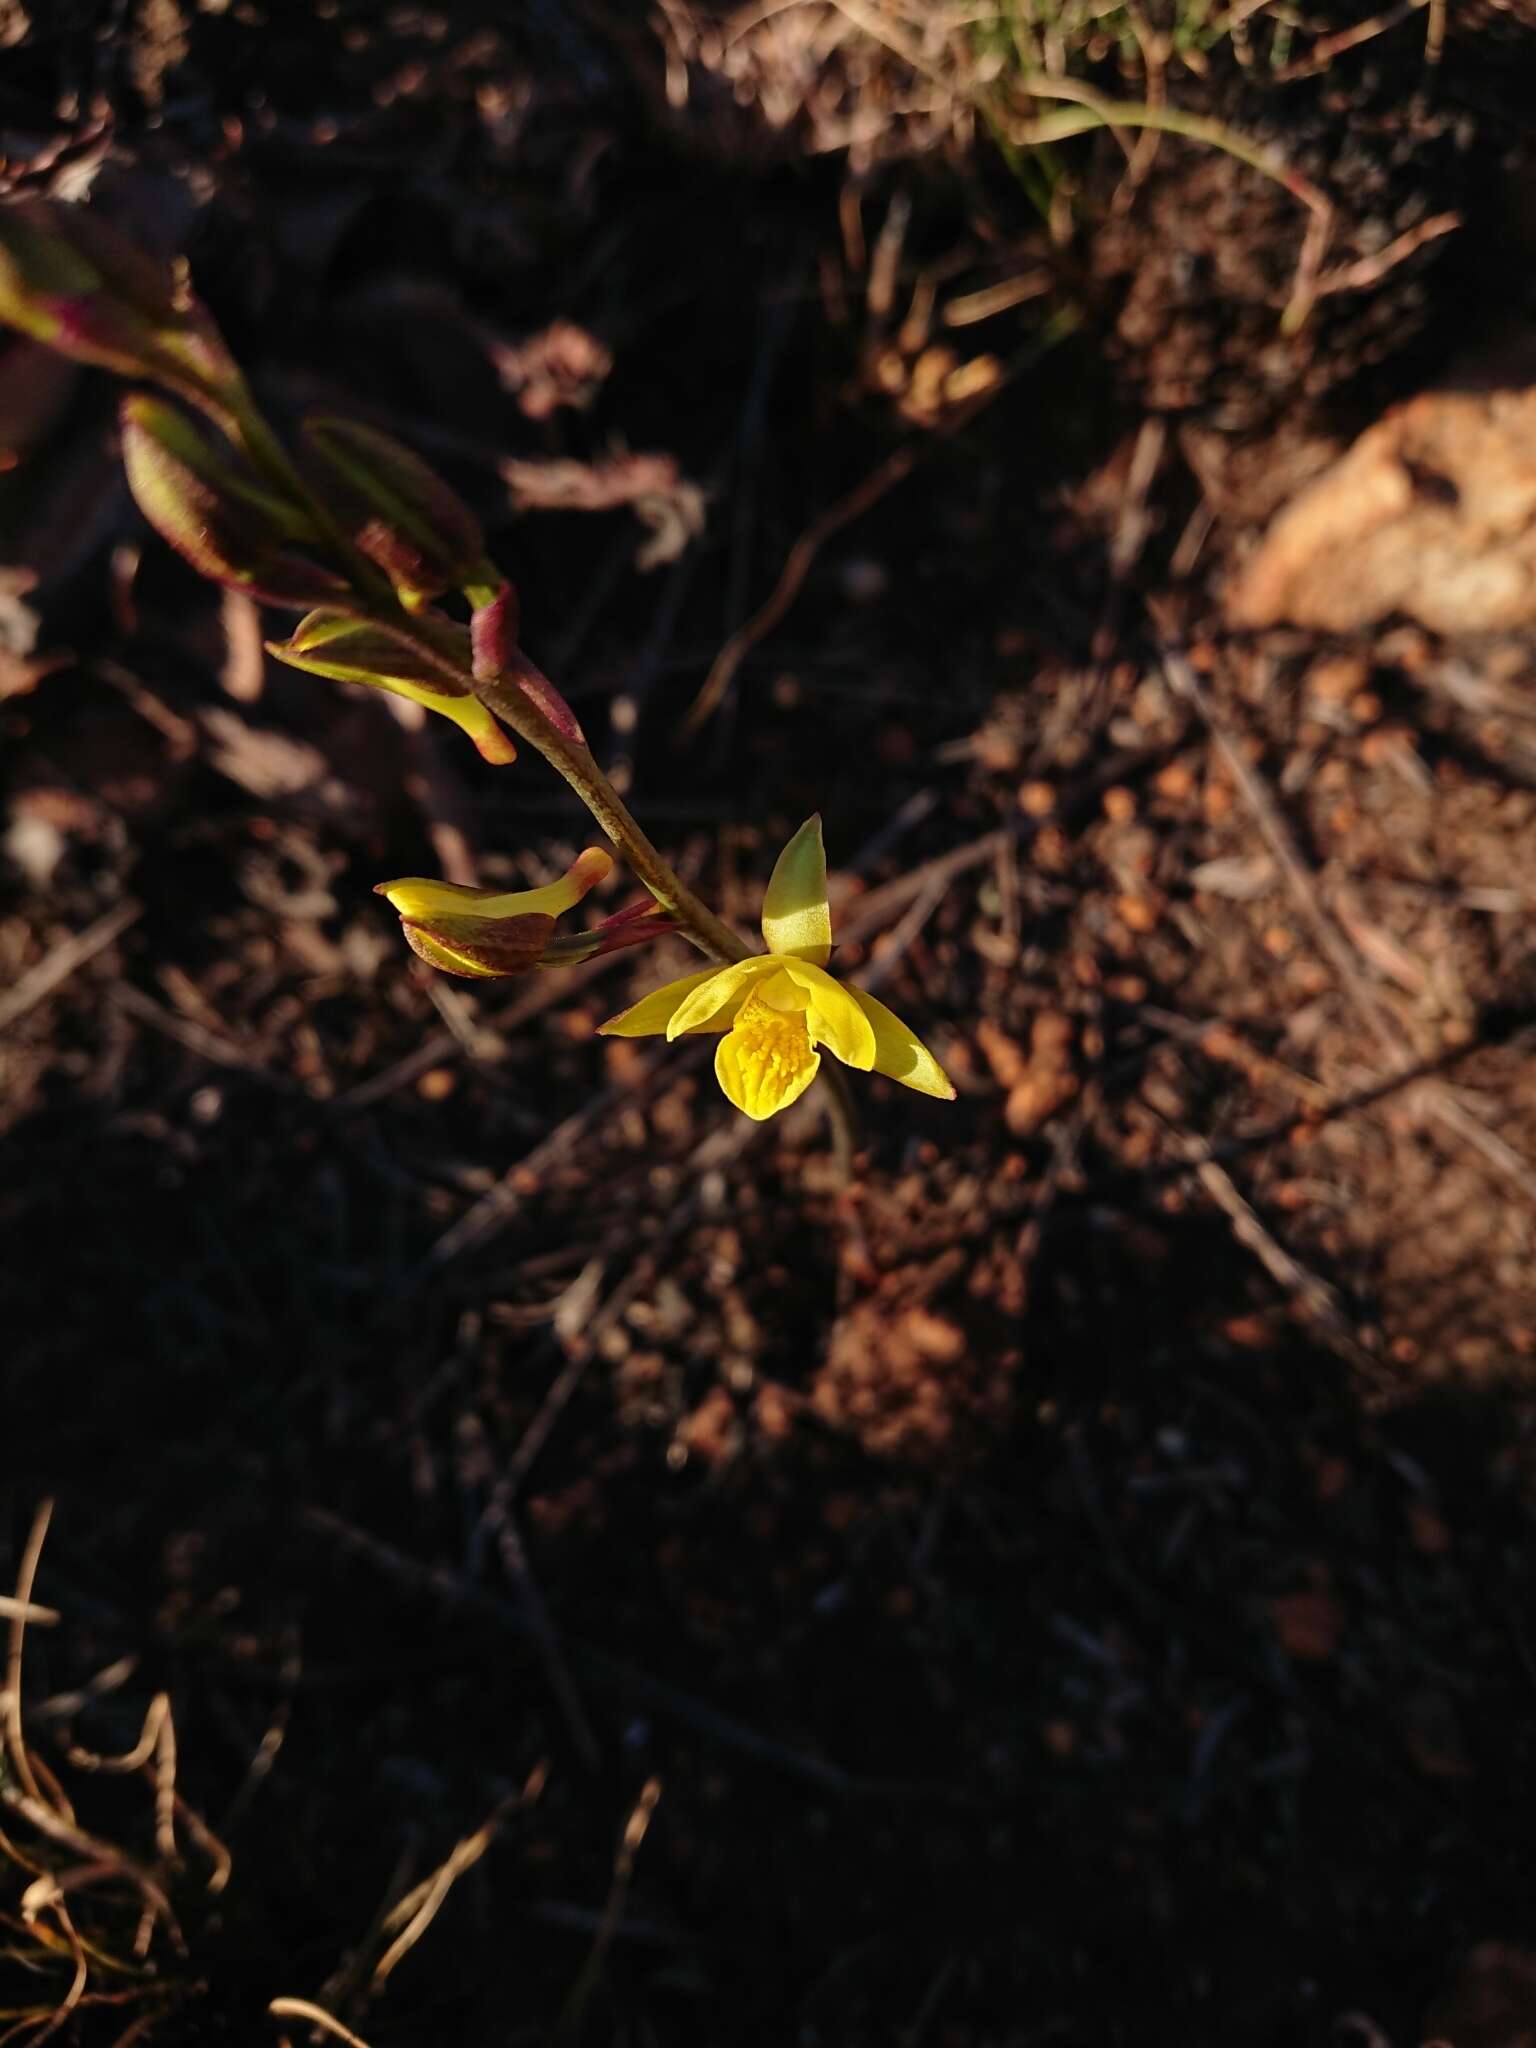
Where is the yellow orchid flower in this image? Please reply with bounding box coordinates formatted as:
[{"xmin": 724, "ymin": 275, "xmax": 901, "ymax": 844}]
[{"xmin": 599, "ymin": 816, "xmax": 955, "ymax": 1122}]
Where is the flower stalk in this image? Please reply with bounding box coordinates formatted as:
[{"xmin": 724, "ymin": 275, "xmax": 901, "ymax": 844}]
[
  {"xmin": 0, "ymin": 198, "xmax": 956, "ymax": 1154},
  {"xmin": 471, "ymin": 653, "xmax": 748, "ymax": 969}
]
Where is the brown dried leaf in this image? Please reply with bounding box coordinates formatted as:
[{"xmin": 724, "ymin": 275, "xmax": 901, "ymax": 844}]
[
  {"xmin": 500, "ymin": 451, "xmax": 706, "ymax": 568},
  {"xmin": 491, "ymin": 319, "xmax": 613, "ymax": 418}
]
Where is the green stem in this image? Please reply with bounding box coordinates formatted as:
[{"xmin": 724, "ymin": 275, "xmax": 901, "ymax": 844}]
[
  {"xmin": 817, "ymin": 1060, "xmax": 858, "ymax": 1181},
  {"xmin": 472, "ymin": 658, "xmax": 748, "ymax": 969}
]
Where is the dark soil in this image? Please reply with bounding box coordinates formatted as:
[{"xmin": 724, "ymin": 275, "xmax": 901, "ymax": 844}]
[{"xmin": 5, "ymin": 5, "xmax": 1536, "ymax": 2046}]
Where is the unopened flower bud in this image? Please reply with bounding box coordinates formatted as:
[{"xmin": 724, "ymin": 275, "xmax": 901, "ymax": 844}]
[
  {"xmin": 376, "ymin": 848, "xmax": 614, "ymax": 977},
  {"xmin": 121, "ymin": 395, "xmax": 344, "ymax": 609},
  {"xmin": 303, "ymin": 416, "xmax": 485, "ymax": 601},
  {"xmin": 268, "ymin": 609, "xmax": 516, "ymax": 763},
  {"xmin": 470, "ymin": 582, "xmax": 519, "ymax": 678},
  {"xmin": 471, "ymin": 585, "xmax": 585, "ymax": 745},
  {"xmin": 0, "ymin": 199, "xmax": 236, "ymax": 400}
]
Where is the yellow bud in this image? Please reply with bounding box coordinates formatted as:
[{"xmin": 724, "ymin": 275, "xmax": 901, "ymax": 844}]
[
  {"xmin": 268, "ymin": 610, "xmax": 516, "ymax": 763},
  {"xmin": 375, "ymin": 849, "xmax": 613, "ymax": 978}
]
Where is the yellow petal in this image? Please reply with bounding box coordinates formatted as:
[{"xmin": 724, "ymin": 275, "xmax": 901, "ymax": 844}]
[
  {"xmin": 755, "ymin": 967, "xmax": 811, "ymax": 1013},
  {"xmin": 760, "ymin": 815, "xmax": 832, "ymax": 964},
  {"xmin": 847, "ymin": 987, "xmax": 956, "ymax": 1099},
  {"xmin": 521, "ymin": 846, "xmax": 612, "ymax": 915},
  {"xmin": 377, "ymin": 848, "xmax": 611, "ymax": 923},
  {"xmin": 714, "ymin": 999, "xmax": 822, "ymax": 1120},
  {"xmin": 664, "ymin": 956, "xmax": 778, "ymax": 1039},
  {"xmin": 780, "ymin": 960, "xmax": 876, "ymax": 1071},
  {"xmin": 377, "ymin": 876, "xmax": 487, "ymax": 919},
  {"xmin": 598, "ymin": 968, "xmax": 721, "ymax": 1039}
]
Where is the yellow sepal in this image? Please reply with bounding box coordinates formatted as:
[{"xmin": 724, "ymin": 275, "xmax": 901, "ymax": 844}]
[
  {"xmin": 597, "ymin": 968, "xmax": 722, "ymax": 1039},
  {"xmin": 848, "ymin": 987, "xmax": 956, "ymax": 1099},
  {"xmin": 760, "ymin": 815, "xmax": 832, "ymax": 965},
  {"xmin": 782, "ymin": 960, "xmax": 876, "ymax": 1070},
  {"xmin": 377, "ymin": 849, "xmax": 611, "ymax": 924},
  {"xmin": 664, "ymin": 957, "xmax": 779, "ymax": 1039}
]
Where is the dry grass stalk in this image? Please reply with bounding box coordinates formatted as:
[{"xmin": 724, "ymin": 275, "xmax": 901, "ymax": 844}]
[
  {"xmin": 657, "ymin": 1, "xmax": 1383, "ymax": 327},
  {"xmin": 267, "ymin": 1999, "xmax": 375, "ymax": 2048},
  {"xmin": 1, "ymin": 1504, "xmax": 232, "ymax": 2043}
]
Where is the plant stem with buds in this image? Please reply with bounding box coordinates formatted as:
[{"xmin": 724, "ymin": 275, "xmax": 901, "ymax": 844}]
[
  {"xmin": 218, "ymin": 379, "xmax": 854, "ymax": 1159},
  {"xmin": 473, "ymin": 657, "xmax": 748, "ymax": 967}
]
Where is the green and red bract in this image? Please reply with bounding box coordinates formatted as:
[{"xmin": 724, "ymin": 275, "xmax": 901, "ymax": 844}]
[
  {"xmin": 121, "ymin": 396, "xmax": 347, "ymax": 610},
  {"xmin": 303, "ymin": 415, "xmax": 488, "ymax": 604},
  {"xmin": 0, "ymin": 199, "xmax": 239, "ymax": 409}
]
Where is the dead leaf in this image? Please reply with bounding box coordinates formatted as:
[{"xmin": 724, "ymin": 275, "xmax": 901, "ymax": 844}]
[
  {"xmin": 500, "ymin": 451, "xmax": 706, "ymax": 568},
  {"xmin": 1228, "ymin": 385, "xmax": 1536, "ymax": 635},
  {"xmin": 491, "ymin": 319, "xmax": 613, "ymax": 417},
  {"xmin": 220, "ymin": 589, "xmax": 266, "ymax": 703},
  {"xmin": 199, "ymin": 707, "xmax": 331, "ymax": 800}
]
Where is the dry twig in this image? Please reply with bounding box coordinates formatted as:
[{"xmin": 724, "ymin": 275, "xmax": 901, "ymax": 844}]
[
  {"xmin": 0, "ymin": 903, "xmax": 141, "ymax": 1036},
  {"xmin": 268, "ymin": 1999, "xmax": 374, "ymax": 2048},
  {"xmin": 372, "ymin": 1764, "xmax": 548, "ymax": 1992},
  {"xmin": 680, "ymin": 445, "xmax": 915, "ymax": 734}
]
